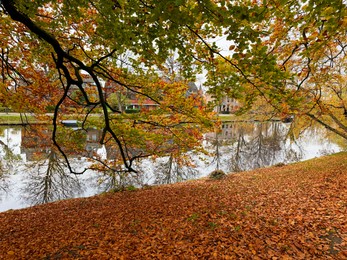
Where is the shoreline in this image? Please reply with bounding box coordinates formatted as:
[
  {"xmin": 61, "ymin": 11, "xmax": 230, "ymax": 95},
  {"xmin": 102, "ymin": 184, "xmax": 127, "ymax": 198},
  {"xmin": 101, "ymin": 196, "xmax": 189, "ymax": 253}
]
[
  {"xmin": 0, "ymin": 152, "xmax": 346, "ymax": 258},
  {"xmin": 0, "ymin": 112, "xmax": 290, "ymax": 125}
]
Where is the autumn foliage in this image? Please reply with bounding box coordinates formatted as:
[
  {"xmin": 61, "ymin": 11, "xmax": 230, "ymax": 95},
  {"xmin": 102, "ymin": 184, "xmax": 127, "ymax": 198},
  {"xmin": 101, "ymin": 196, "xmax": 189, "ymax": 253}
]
[{"xmin": 0, "ymin": 153, "xmax": 346, "ymax": 259}]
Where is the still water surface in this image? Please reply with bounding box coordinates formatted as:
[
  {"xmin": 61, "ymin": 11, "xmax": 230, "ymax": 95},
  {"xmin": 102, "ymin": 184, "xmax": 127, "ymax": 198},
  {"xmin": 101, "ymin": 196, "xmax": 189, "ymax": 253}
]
[{"xmin": 0, "ymin": 121, "xmax": 345, "ymax": 212}]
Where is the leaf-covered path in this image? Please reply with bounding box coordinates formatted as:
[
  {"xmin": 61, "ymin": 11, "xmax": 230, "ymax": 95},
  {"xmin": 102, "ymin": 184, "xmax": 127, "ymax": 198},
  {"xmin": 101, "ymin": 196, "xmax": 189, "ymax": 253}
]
[{"xmin": 1, "ymin": 153, "xmax": 347, "ymax": 259}]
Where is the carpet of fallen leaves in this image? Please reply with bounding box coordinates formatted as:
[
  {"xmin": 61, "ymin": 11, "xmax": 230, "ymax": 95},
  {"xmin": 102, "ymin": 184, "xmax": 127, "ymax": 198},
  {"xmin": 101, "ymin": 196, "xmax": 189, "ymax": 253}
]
[{"xmin": 1, "ymin": 153, "xmax": 347, "ymax": 259}]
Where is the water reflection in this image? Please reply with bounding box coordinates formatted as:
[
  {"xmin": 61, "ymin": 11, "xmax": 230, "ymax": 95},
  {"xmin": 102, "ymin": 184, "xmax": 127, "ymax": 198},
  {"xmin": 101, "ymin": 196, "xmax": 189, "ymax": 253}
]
[
  {"xmin": 21, "ymin": 149, "xmax": 83, "ymax": 205},
  {"xmin": 0, "ymin": 120, "xmax": 344, "ymax": 211},
  {"xmin": 90, "ymin": 168, "xmax": 144, "ymax": 193},
  {"xmin": 153, "ymin": 153, "xmax": 199, "ymax": 184},
  {"xmin": 20, "ymin": 125, "xmax": 102, "ymax": 161},
  {"xmin": 0, "ymin": 127, "xmax": 22, "ymax": 198},
  {"xmin": 205, "ymin": 121, "xmax": 341, "ymax": 173}
]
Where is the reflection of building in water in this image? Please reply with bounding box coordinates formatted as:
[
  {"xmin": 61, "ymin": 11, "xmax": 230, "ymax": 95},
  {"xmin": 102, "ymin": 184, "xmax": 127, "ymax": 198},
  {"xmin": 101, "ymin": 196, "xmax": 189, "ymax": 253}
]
[
  {"xmin": 205, "ymin": 122, "xmax": 242, "ymax": 141},
  {"xmin": 105, "ymin": 143, "xmax": 118, "ymax": 161},
  {"xmin": 21, "ymin": 126, "xmax": 103, "ymax": 161},
  {"xmin": 84, "ymin": 128, "xmax": 102, "ymax": 156},
  {"xmin": 104, "ymin": 144, "xmax": 144, "ymax": 161},
  {"xmin": 220, "ymin": 122, "xmax": 240, "ymax": 139},
  {"xmin": 20, "ymin": 127, "xmax": 51, "ymax": 161}
]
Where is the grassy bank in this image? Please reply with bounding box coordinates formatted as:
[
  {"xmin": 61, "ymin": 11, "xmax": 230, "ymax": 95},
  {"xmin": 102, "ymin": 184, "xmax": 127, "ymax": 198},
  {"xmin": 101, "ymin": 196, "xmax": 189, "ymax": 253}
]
[
  {"xmin": 0, "ymin": 152, "xmax": 346, "ymax": 259},
  {"xmin": 0, "ymin": 112, "xmax": 270, "ymax": 125},
  {"xmin": 0, "ymin": 113, "xmax": 45, "ymax": 125},
  {"xmin": 0, "ymin": 113, "xmax": 99, "ymax": 125}
]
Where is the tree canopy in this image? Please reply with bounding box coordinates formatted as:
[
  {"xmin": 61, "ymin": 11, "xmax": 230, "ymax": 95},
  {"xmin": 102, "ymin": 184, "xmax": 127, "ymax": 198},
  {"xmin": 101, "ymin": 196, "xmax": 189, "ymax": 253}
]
[
  {"xmin": 0, "ymin": 0, "xmax": 346, "ymax": 174},
  {"xmin": 206, "ymin": 0, "xmax": 347, "ymax": 140}
]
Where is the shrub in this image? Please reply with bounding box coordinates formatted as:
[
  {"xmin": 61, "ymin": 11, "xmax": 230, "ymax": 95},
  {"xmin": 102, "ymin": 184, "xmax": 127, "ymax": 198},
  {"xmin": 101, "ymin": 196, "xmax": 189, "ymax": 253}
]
[
  {"xmin": 0, "ymin": 107, "xmax": 11, "ymax": 112},
  {"xmin": 209, "ymin": 169, "xmax": 226, "ymax": 180},
  {"xmin": 126, "ymin": 185, "xmax": 137, "ymax": 191},
  {"xmin": 125, "ymin": 109, "xmax": 140, "ymax": 114}
]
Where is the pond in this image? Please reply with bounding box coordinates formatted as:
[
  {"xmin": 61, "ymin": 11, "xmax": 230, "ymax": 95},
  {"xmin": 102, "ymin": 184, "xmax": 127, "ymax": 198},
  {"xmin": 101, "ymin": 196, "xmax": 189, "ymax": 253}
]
[{"xmin": 0, "ymin": 121, "xmax": 345, "ymax": 212}]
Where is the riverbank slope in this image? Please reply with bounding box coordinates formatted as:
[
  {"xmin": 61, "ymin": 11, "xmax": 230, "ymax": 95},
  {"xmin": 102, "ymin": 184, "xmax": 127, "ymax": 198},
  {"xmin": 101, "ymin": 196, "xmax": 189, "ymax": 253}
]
[{"xmin": 0, "ymin": 152, "xmax": 346, "ymax": 259}]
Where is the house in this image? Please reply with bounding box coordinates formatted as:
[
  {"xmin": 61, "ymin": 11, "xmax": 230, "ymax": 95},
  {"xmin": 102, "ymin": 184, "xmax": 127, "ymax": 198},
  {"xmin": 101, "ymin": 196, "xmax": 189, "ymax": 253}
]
[
  {"xmin": 205, "ymin": 94, "xmax": 239, "ymax": 114},
  {"xmin": 104, "ymin": 79, "xmax": 202, "ymax": 112},
  {"xmin": 104, "ymin": 80, "xmax": 159, "ymax": 112},
  {"xmin": 217, "ymin": 96, "xmax": 239, "ymax": 114}
]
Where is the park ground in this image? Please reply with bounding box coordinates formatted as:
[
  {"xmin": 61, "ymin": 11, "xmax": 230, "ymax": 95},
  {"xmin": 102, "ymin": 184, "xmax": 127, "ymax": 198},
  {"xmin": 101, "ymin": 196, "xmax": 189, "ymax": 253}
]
[{"xmin": 0, "ymin": 152, "xmax": 346, "ymax": 259}]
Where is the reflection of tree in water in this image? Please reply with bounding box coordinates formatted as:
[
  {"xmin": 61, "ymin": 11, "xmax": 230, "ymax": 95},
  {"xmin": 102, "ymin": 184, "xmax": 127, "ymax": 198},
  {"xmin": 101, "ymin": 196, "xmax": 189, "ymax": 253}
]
[
  {"xmin": 93, "ymin": 153, "xmax": 199, "ymax": 189},
  {"xmin": 0, "ymin": 164, "xmax": 9, "ymax": 197},
  {"xmin": 206, "ymin": 130, "xmax": 233, "ymax": 171},
  {"xmin": 153, "ymin": 154, "xmax": 198, "ymax": 184},
  {"xmin": 0, "ymin": 128, "xmax": 22, "ymax": 197},
  {"xmin": 94, "ymin": 151, "xmax": 200, "ymax": 188},
  {"xmin": 22, "ymin": 149, "xmax": 83, "ymax": 205},
  {"xmin": 206, "ymin": 121, "xmax": 304, "ymax": 173},
  {"xmin": 228, "ymin": 122, "xmax": 304, "ymax": 172},
  {"xmin": 0, "ymin": 140, "xmax": 16, "ymax": 192},
  {"xmin": 94, "ymin": 168, "xmax": 144, "ymax": 192},
  {"xmin": 90, "ymin": 143, "xmax": 146, "ymax": 192}
]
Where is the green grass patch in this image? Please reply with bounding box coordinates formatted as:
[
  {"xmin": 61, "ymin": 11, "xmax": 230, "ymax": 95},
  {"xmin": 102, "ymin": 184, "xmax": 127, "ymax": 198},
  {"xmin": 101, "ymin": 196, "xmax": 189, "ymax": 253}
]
[{"xmin": 0, "ymin": 114, "xmax": 47, "ymax": 124}]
